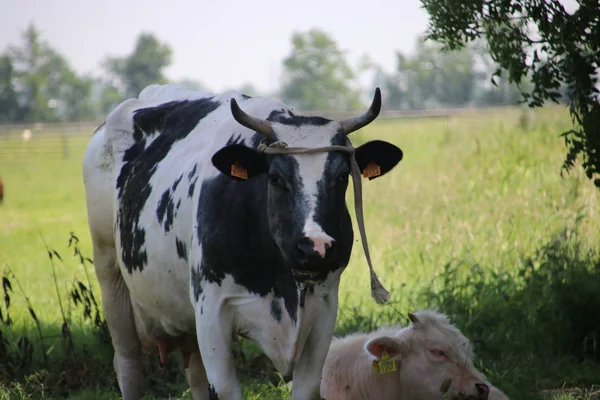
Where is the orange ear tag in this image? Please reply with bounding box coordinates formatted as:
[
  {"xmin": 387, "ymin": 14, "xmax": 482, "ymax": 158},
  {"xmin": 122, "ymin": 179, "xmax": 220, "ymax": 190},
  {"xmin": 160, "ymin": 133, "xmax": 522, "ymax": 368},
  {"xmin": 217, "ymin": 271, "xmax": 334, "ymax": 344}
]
[
  {"xmin": 371, "ymin": 351, "xmax": 397, "ymax": 373},
  {"xmin": 362, "ymin": 162, "xmax": 381, "ymax": 178},
  {"xmin": 231, "ymin": 162, "xmax": 248, "ymax": 180}
]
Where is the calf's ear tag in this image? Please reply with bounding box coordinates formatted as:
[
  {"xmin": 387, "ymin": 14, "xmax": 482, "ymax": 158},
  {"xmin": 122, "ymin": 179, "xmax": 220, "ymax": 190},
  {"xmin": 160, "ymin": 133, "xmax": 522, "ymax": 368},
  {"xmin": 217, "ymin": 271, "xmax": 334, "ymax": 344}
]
[
  {"xmin": 371, "ymin": 351, "xmax": 397, "ymax": 373},
  {"xmin": 231, "ymin": 162, "xmax": 248, "ymax": 180},
  {"xmin": 362, "ymin": 162, "xmax": 381, "ymax": 178}
]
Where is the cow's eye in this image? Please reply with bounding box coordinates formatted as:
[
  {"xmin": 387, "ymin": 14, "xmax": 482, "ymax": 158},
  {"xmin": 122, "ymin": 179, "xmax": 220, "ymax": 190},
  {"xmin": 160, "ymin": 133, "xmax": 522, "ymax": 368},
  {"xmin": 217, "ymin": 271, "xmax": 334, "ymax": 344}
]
[
  {"xmin": 337, "ymin": 173, "xmax": 349, "ymax": 185},
  {"xmin": 430, "ymin": 349, "xmax": 446, "ymax": 359},
  {"xmin": 269, "ymin": 174, "xmax": 287, "ymax": 189}
]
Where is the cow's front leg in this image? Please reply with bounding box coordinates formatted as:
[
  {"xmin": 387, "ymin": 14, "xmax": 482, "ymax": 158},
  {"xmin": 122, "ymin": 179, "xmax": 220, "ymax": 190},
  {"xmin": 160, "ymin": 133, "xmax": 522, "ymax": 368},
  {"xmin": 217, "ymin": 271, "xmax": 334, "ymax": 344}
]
[
  {"xmin": 292, "ymin": 281, "xmax": 340, "ymax": 400},
  {"xmin": 195, "ymin": 294, "xmax": 242, "ymax": 400}
]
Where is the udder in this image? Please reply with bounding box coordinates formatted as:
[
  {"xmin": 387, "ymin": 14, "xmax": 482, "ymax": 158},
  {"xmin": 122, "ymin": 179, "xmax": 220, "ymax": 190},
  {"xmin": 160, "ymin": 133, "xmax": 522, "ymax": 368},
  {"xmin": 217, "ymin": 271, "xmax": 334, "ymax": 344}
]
[
  {"xmin": 137, "ymin": 332, "xmax": 199, "ymax": 369},
  {"xmin": 131, "ymin": 298, "xmax": 199, "ymax": 369}
]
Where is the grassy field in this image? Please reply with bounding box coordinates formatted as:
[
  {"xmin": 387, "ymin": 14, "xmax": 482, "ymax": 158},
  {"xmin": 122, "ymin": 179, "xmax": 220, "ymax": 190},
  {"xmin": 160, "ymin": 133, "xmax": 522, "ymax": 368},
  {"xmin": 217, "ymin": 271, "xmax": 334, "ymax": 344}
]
[{"xmin": 0, "ymin": 106, "xmax": 599, "ymax": 399}]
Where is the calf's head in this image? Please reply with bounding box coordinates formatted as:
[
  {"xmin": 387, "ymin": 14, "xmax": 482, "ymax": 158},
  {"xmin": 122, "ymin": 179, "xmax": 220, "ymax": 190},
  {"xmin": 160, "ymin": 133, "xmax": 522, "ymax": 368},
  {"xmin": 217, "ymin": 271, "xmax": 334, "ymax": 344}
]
[
  {"xmin": 212, "ymin": 89, "xmax": 403, "ymax": 280},
  {"xmin": 364, "ymin": 310, "xmax": 508, "ymax": 400}
]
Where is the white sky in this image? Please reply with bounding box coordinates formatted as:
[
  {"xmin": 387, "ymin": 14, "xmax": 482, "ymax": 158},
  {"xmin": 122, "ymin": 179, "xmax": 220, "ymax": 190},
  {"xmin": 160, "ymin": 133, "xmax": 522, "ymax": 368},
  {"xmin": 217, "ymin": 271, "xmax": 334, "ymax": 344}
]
[{"xmin": 0, "ymin": 0, "xmax": 429, "ymax": 93}]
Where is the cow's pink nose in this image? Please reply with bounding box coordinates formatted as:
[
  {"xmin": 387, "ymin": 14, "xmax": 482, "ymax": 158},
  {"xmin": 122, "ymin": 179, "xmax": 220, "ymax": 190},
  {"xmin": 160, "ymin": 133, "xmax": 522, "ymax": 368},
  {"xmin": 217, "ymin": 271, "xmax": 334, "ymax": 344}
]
[
  {"xmin": 475, "ymin": 383, "xmax": 490, "ymax": 396},
  {"xmin": 297, "ymin": 237, "xmax": 333, "ymax": 259}
]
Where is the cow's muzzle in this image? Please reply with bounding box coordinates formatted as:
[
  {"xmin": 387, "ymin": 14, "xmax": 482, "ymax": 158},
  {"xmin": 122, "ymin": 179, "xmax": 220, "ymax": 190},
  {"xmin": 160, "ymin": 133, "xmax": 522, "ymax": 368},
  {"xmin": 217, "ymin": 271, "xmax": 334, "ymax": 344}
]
[{"xmin": 290, "ymin": 237, "xmax": 333, "ymax": 281}]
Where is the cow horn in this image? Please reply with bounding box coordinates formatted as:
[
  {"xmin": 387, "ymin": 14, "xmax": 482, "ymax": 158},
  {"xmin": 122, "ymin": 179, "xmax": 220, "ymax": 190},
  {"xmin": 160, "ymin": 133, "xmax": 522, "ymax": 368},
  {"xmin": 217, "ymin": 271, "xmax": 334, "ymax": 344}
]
[
  {"xmin": 408, "ymin": 312, "xmax": 419, "ymax": 324},
  {"xmin": 230, "ymin": 98, "xmax": 274, "ymax": 136},
  {"xmin": 339, "ymin": 87, "xmax": 382, "ymax": 135}
]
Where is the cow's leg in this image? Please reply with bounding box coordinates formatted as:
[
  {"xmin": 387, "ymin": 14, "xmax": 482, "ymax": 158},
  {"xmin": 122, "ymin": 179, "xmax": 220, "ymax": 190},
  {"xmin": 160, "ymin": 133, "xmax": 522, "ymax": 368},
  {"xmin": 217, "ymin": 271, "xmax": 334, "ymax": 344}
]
[
  {"xmin": 184, "ymin": 351, "xmax": 209, "ymax": 400},
  {"xmin": 195, "ymin": 296, "xmax": 242, "ymax": 400},
  {"xmin": 93, "ymin": 242, "xmax": 144, "ymax": 399},
  {"xmin": 291, "ymin": 282, "xmax": 340, "ymax": 400}
]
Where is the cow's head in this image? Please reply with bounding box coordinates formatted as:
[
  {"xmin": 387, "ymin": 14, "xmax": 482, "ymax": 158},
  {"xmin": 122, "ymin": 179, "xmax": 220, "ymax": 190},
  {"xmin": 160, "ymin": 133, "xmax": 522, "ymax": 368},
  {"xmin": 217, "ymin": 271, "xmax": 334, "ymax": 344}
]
[
  {"xmin": 363, "ymin": 310, "xmax": 508, "ymax": 400},
  {"xmin": 211, "ymin": 89, "xmax": 402, "ymax": 281}
]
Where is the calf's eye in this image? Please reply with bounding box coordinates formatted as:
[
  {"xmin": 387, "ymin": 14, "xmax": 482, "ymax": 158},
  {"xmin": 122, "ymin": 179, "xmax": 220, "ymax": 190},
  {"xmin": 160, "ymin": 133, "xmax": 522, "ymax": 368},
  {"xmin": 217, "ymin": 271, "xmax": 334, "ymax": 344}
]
[{"xmin": 430, "ymin": 349, "xmax": 447, "ymax": 359}]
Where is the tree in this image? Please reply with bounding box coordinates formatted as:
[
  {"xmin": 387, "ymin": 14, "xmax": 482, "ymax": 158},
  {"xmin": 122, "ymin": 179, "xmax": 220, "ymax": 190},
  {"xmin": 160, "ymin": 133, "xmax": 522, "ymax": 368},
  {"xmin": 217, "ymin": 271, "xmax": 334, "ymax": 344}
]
[
  {"xmin": 104, "ymin": 33, "xmax": 172, "ymax": 98},
  {"xmin": 0, "ymin": 24, "xmax": 94, "ymax": 122},
  {"xmin": 421, "ymin": 0, "xmax": 600, "ymax": 188},
  {"xmin": 396, "ymin": 37, "xmax": 480, "ymax": 109},
  {"xmin": 0, "ymin": 55, "xmax": 20, "ymax": 122},
  {"xmin": 280, "ymin": 29, "xmax": 361, "ymax": 111},
  {"xmin": 8, "ymin": 24, "xmax": 57, "ymax": 122}
]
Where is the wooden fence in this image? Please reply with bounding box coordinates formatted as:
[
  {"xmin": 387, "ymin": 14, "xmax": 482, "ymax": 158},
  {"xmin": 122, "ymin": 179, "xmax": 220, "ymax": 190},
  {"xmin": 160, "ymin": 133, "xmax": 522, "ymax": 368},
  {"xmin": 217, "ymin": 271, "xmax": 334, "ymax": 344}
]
[{"xmin": 0, "ymin": 106, "xmax": 514, "ymax": 161}]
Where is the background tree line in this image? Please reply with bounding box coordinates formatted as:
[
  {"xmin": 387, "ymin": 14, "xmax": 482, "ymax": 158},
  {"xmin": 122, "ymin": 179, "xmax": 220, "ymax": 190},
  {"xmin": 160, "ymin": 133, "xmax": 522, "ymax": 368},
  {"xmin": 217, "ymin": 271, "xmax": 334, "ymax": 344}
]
[{"xmin": 0, "ymin": 24, "xmax": 531, "ymax": 124}]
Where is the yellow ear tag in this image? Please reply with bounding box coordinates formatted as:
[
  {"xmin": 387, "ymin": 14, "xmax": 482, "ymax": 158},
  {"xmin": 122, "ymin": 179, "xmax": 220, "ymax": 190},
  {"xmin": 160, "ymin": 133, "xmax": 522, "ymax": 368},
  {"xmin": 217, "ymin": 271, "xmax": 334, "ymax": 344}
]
[
  {"xmin": 231, "ymin": 162, "xmax": 248, "ymax": 180},
  {"xmin": 371, "ymin": 351, "xmax": 397, "ymax": 374},
  {"xmin": 362, "ymin": 162, "xmax": 381, "ymax": 178}
]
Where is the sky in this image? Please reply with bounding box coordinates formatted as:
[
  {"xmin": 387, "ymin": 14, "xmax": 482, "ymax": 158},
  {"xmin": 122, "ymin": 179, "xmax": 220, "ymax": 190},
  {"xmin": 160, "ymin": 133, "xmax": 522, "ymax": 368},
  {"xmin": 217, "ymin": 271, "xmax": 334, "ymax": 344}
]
[{"xmin": 0, "ymin": 0, "xmax": 430, "ymax": 93}]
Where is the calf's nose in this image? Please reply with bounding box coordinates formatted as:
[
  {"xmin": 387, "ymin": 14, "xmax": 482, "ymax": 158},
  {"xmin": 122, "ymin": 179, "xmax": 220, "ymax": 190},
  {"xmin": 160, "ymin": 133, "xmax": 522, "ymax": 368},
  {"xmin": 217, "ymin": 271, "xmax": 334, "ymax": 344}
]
[{"xmin": 475, "ymin": 383, "xmax": 490, "ymax": 399}]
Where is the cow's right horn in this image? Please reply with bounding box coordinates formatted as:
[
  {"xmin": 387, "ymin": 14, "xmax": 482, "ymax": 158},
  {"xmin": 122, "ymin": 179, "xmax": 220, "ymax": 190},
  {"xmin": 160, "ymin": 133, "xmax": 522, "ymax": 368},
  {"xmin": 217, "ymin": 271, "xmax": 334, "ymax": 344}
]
[
  {"xmin": 339, "ymin": 87, "xmax": 382, "ymax": 135},
  {"xmin": 230, "ymin": 98, "xmax": 274, "ymax": 137}
]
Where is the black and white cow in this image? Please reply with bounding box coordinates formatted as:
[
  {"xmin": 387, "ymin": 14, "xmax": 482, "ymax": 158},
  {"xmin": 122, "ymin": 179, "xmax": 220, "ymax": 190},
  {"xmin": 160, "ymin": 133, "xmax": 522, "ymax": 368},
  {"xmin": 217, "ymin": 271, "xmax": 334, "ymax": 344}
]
[{"xmin": 82, "ymin": 84, "xmax": 403, "ymax": 400}]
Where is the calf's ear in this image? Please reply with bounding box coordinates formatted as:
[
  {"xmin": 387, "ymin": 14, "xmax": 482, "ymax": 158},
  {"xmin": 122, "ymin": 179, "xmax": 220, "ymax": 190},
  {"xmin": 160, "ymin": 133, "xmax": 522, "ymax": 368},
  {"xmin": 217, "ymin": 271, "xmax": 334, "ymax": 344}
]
[
  {"xmin": 365, "ymin": 336, "xmax": 405, "ymax": 359},
  {"xmin": 212, "ymin": 144, "xmax": 267, "ymax": 180},
  {"xmin": 354, "ymin": 140, "xmax": 403, "ymax": 180}
]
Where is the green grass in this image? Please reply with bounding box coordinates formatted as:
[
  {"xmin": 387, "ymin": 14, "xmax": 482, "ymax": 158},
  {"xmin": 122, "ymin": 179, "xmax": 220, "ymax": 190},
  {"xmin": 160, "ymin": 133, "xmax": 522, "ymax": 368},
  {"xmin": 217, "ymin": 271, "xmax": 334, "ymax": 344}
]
[{"xmin": 0, "ymin": 106, "xmax": 599, "ymax": 399}]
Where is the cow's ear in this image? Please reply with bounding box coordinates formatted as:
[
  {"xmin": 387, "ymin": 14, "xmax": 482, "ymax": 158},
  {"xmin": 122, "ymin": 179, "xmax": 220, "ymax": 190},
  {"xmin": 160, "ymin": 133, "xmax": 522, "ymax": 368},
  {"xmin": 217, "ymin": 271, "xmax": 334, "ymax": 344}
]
[
  {"xmin": 365, "ymin": 335, "xmax": 405, "ymax": 360},
  {"xmin": 212, "ymin": 144, "xmax": 267, "ymax": 180},
  {"xmin": 354, "ymin": 140, "xmax": 403, "ymax": 180}
]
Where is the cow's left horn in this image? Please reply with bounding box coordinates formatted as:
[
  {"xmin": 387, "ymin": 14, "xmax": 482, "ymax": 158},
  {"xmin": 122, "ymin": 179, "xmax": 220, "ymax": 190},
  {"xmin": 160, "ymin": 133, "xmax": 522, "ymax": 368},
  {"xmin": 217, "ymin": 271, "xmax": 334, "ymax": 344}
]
[
  {"xmin": 230, "ymin": 98, "xmax": 274, "ymax": 136},
  {"xmin": 339, "ymin": 87, "xmax": 382, "ymax": 135}
]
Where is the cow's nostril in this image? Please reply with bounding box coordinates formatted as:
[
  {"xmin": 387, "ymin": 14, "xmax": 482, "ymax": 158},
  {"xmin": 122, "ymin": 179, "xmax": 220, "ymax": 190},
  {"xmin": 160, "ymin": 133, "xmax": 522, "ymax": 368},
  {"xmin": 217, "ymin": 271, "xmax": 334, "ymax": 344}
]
[
  {"xmin": 296, "ymin": 238, "xmax": 314, "ymax": 256},
  {"xmin": 475, "ymin": 383, "xmax": 490, "ymax": 395}
]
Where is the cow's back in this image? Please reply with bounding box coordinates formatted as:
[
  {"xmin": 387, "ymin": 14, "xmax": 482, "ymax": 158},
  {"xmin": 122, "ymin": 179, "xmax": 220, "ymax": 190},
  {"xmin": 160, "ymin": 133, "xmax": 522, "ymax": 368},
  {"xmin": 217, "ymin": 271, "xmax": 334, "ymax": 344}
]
[{"xmin": 83, "ymin": 85, "xmax": 235, "ymax": 245}]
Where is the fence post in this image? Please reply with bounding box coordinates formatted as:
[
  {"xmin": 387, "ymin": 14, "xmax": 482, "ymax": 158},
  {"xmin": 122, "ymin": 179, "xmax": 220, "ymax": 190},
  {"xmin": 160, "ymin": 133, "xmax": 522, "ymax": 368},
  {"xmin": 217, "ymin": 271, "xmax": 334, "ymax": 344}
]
[{"xmin": 61, "ymin": 129, "xmax": 68, "ymax": 159}]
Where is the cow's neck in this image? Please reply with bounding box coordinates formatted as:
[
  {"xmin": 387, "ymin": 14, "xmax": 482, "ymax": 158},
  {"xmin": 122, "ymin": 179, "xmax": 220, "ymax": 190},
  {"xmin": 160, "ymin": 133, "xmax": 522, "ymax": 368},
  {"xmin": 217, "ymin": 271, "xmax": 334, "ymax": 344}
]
[{"xmin": 198, "ymin": 173, "xmax": 299, "ymax": 317}]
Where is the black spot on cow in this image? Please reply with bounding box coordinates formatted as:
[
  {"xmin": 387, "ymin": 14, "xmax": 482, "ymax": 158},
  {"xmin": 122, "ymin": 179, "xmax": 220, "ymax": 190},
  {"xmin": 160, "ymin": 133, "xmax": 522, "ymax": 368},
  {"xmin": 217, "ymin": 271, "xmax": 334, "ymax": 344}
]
[
  {"xmin": 270, "ymin": 299, "xmax": 282, "ymax": 323},
  {"xmin": 164, "ymin": 197, "xmax": 175, "ymax": 232},
  {"xmin": 191, "ymin": 264, "xmax": 203, "ymax": 302},
  {"xmin": 157, "ymin": 189, "xmax": 170, "ymax": 223},
  {"xmin": 115, "ymin": 138, "xmax": 149, "ymax": 273},
  {"xmin": 188, "ymin": 177, "xmax": 198, "ymax": 198},
  {"xmin": 176, "ymin": 198, "xmax": 181, "ymax": 210},
  {"xmin": 266, "ymin": 110, "xmax": 331, "ymax": 127},
  {"xmin": 241, "ymin": 93, "xmax": 251, "ymax": 99},
  {"xmin": 266, "ymin": 109, "xmax": 286, "ymax": 121},
  {"xmin": 188, "ymin": 164, "xmax": 197, "ymax": 181},
  {"xmin": 116, "ymin": 97, "xmax": 220, "ymax": 273},
  {"xmin": 172, "ymin": 174, "xmax": 183, "ymax": 191},
  {"xmin": 208, "ymin": 384, "xmax": 218, "ymax": 400},
  {"xmin": 226, "ymin": 133, "xmax": 245, "ymax": 146},
  {"xmin": 176, "ymin": 237, "xmax": 187, "ymax": 262},
  {"xmin": 156, "ymin": 188, "xmax": 177, "ymax": 232}
]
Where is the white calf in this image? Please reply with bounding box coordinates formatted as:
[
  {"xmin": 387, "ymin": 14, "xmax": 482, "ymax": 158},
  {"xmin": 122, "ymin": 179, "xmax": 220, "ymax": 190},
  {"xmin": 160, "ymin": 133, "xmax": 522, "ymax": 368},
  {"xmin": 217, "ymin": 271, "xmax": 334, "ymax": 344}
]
[{"xmin": 321, "ymin": 310, "xmax": 509, "ymax": 400}]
